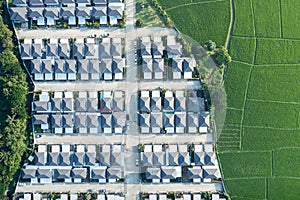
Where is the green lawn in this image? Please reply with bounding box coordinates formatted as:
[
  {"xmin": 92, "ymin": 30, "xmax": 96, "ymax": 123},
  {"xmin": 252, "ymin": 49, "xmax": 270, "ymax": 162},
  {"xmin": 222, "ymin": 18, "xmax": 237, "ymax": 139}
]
[
  {"xmin": 135, "ymin": 0, "xmax": 165, "ymax": 27},
  {"xmin": 165, "ymin": 1, "xmax": 230, "ymax": 45},
  {"xmin": 268, "ymin": 178, "xmax": 300, "ymax": 200},
  {"xmin": 252, "ymin": 0, "xmax": 281, "ymax": 37},
  {"xmin": 218, "ymin": 151, "xmax": 272, "ymax": 178},
  {"xmin": 255, "ymin": 38, "xmax": 300, "ymax": 64},
  {"xmin": 281, "ymin": 0, "xmax": 300, "ymax": 38},
  {"xmin": 232, "ymin": 0, "xmax": 255, "ymax": 36},
  {"xmin": 157, "ymin": 0, "xmax": 191, "ymax": 10},
  {"xmin": 274, "ymin": 148, "xmax": 300, "ymax": 177},
  {"xmin": 229, "ymin": 36, "xmax": 256, "ymax": 63},
  {"xmin": 224, "ymin": 178, "xmax": 266, "ymax": 200},
  {"xmin": 224, "ymin": 61, "xmax": 252, "ymax": 109},
  {"xmin": 223, "ymin": 108, "xmax": 242, "ymax": 126}
]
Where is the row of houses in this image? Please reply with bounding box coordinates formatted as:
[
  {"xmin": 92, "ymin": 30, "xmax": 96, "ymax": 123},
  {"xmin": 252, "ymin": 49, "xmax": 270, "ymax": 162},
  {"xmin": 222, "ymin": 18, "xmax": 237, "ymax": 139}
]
[
  {"xmin": 13, "ymin": 0, "xmax": 123, "ymax": 7},
  {"xmin": 21, "ymin": 38, "xmax": 123, "ymax": 60},
  {"xmin": 141, "ymin": 193, "xmax": 225, "ymax": 200},
  {"xmin": 30, "ymin": 58, "xmax": 125, "ymax": 81},
  {"xmin": 17, "ymin": 193, "xmax": 125, "ymax": 200},
  {"xmin": 10, "ymin": 4, "xmax": 124, "ymax": 27}
]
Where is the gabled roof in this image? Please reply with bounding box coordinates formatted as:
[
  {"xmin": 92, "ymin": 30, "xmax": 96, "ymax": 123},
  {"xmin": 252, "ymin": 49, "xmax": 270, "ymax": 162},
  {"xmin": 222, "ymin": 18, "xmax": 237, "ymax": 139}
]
[
  {"xmin": 187, "ymin": 97, "xmax": 205, "ymax": 112},
  {"xmin": 142, "ymin": 152, "xmax": 153, "ymax": 166},
  {"xmin": 73, "ymin": 43, "xmax": 84, "ymax": 58},
  {"xmin": 73, "ymin": 152, "xmax": 85, "ymax": 166},
  {"xmin": 48, "ymin": 152, "xmax": 59, "ymax": 165},
  {"xmin": 139, "ymin": 113, "xmax": 150, "ymax": 127},
  {"xmin": 153, "ymin": 58, "xmax": 164, "ymax": 72},
  {"xmin": 141, "ymin": 41, "xmax": 151, "ymax": 57},
  {"xmin": 10, "ymin": 7, "xmax": 28, "ymax": 22},
  {"xmin": 110, "ymin": 152, "xmax": 124, "ymax": 166},
  {"xmin": 142, "ymin": 58, "xmax": 152, "ymax": 72},
  {"xmin": 61, "ymin": 0, "xmax": 75, "ymax": 4},
  {"xmin": 41, "ymin": 60, "xmax": 53, "ymax": 73},
  {"xmin": 174, "ymin": 97, "xmax": 185, "ymax": 112},
  {"xmin": 74, "ymin": 114, "xmax": 87, "ymax": 128},
  {"xmin": 100, "ymin": 114, "xmax": 111, "ymax": 128},
  {"xmin": 53, "ymin": 168, "xmax": 71, "ymax": 179},
  {"xmin": 161, "ymin": 166, "xmax": 178, "ymax": 179},
  {"xmin": 34, "ymin": 152, "xmax": 46, "ymax": 165},
  {"xmin": 91, "ymin": 6, "xmax": 107, "ymax": 17},
  {"xmin": 112, "ymin": 112, "xmax": 126, "ymax": 128},
  {"xmin": 99, "ymin": 42, "xmax": 111, "ymax": 58},
  {"xmin": 183, "ymin": 57, "xmax": 196, "ymax": 72},
  {"xmin": 60, "ymin": 7, "xmax": 75, "ymax": 18},
  {"xmin": 54, "ymin": 60, "xmax": 65, "ymax": 73},
  {"xmin": 29, "ymin": 0, "xmax": 43, "ymax": 6},
  {"xmin": 151, "ymin": 42, "xmax": 164, "ymax": 57},
  {"xmin": 12, "ymin": 0, "xmax": 26, "ymax": 6},
  {"xmin": 187, "ymin": 113, "xmax": 199, "ymax": 127},
  {"xmin": 146, "ymin": 167, "xmax": 161, "ymax": 179},
  {"xmin": 100, "ymin": 59, "xmax": 112, "ymax": 73},
  {"xmin": 22, "ymin": 168, "xmax": 36, "ymax": 179},
  {"xmin": 194, "ymin": 151, "xmax": 205, "ymax": 166},
  {"xmin": 111, "ymin": 42, "xmax": 122, "ymax": 57},
  {"xmin": 33, "ymin": 114, "xmax": 48, "ymax": 125},
  {"xmin": 51, "ymin": 114, "xmax": 61, "ymax": 128},
  {"xmin": 100, "ymin": 97, "xmax": 112, "ymax": 111},
  {"xmin": 65, "ymin": 59, "xmax": 76, "ymax": 73},
  {"xmin": 84, "ymin": 43, "xmax": 95, "ymax": 57},
  {"xmin": 28, "ymin": 8, "xmax": 44, "ymax": 18},
  {"xmin": 93, "ymin": 0, "xmax": 107, "ymax": 4},
  {"xmin": 139, "ymin": 97, "xmax": 150, "ymax": 113},
  {"xmin": 44, "ymin": 0, "xmax": 59, "ymax": 5},
  {"xmin": 62, "ymin": 98, "xmax": 73, "ymax": 112},
  {"xmin": 36, "ymin": 168, "xmax": 52, "ymax": 178},
  {"xmin": 164, "ymin": 113, "xmax": 174, "ymax": 128},
  {"xmin": 163, "ymin": 96, "xmax": 174, "ymax": 111},
  {"xmin": 31, "ymin": 60, "xmax": 42, "ymax": 73},
  {"xmin": 72, "ymin": 168, "xmax": 87, "ymax": 179},
  {"xmin": 76, "ymin": 0, "xmax": 90, "ymax": 4},
  {"xmin": 33, "ymin": 101, "xmax": 48, "ymax": 112},
  {"xmin": 107, "ymin": 4, "xmax": 123, "ymax": 18},
  {"xmin": 58, "ymin": 43, "xmax": 69, "ymax": 58},
  {"xmin": 202, "ymin": 166, "xmax": 220, "ymax": 179},
  {"xmin": 99, "ymin": 152, "xmax": 110, "ymax": 166},
  {"xmin": 172, "ymin": 58, "xmax": 183, "ymax": 72},
  {"xmin": 174, "ymin": 113, "xmax": 186, "ymax": 128},
  {"xmin": 90, "ymin": 167, "xmax": 106, "ymax": 179},
  {"xmin": 75, "ymin": 98, "xmax": 87, "ymax": 112},
  {"xmin": 150, "ymin": 113, "xmax": 162, "ymax": 128},
  {"xmin": 106, "ymin": 167, "xmax": 124, "ymax": 179},
  {"xmin": 51, "ymin": 98, "xmax": 61, "ymax": 111},
  {"xmin": 31, "ymin": 43, "xmax": 42, "ymax": 58},
  {"xmin": 46, "ymin": 43, "xmax": 57, "ymax": 57},
  {"xmin": 85, "ymin": 152, "xmax": 96, "ymax": 165},
  {"xmin": 86, "ymin": 98, "xmax": 98, "ymax": 112},
  {"xmin": 204, "ymin": 152, "xmax": 216, "ymax": 166},
  {"xmin": 76, "ymin": 7, "xmax": 92, "ymax": 18},
  {"xmin": 178, "ymin": 152, "xmax": 190, "ymax": 166},
  {"xmin": 187, "ymin": 167, "xmax": 202, "ymax": 179},
  {"xmin": 86, "ymin": 114, "xmax": 98, "ymax": 128},
  {"xmin": 153, "ymin": 152, "xmax": 165, "ymax": 166},
  {"xmin": 167, "ymin": 44, "xmax": 182, "ymax": 56},
  {"xmin": 112, "ymin": 58, "xmax": 124, "ymax": 73},
  {"xmin": 112, "ymin": 97, "xmax": 124, "ymax": 112},
  {"xmin": 168, "ymin": 152, "xmax": 179, "ymax": 166},
  {"xmin": 77, "ymin": 59, "xmax": 89, "ymax": 73},
  {"xmin": 21, "ymin": 43, "xmax": 31, "ymax": 58},
  {"xmin": 59, "ymin": 152, "xmax": 71, "ymax": 166}
]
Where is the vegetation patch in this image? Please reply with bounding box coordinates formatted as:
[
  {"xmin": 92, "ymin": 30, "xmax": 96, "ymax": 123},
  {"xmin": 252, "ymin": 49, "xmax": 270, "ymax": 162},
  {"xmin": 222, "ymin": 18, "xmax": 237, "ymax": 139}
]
[
  {"xmin": 224, "ymin": 61, "xmax": 252, "ymax": 109},
  {"xmin": 232, "ymin": 0, "xmax": 255, "ymax": 36},
  {"xmin": 218, "ymin": 151, "xmax": 272, "ymax": 178},
  {"xmin": 136, "ymin": 0, "xmax": 165, "ymax": 27},
  {"xmin": 229, "ymin": 36, "xmax": 256, "ymax": 63},
  {"xmin": 224, "ymin": 178, "xmax": 266, "ymax": 200},
  {"xmin": 157, "ymin": 0, "xmax": 190, "ymax": 10},
  {"xmin": 223, "ymin": 108, "xmax": 242, "ymax": 126},
  {"xmin": 274, "ymin": 148, "xmax": 300, "ymax": 177},
  {"xmin": 268, "ymin": 177, "xmax": 300, "ymax": 200},
  {"xmin": 281, "ymin": 0, "xmax": 300, "ymax": 38}
]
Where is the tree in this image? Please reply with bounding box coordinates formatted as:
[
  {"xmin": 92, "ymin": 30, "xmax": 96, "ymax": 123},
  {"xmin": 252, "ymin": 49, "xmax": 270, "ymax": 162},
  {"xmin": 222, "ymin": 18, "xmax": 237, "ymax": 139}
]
[
  {"xmin": 215, "ymin": 46, "xmax": 232, "ymax": 66},
  {"xmin": 136, "ymin": 19, "xmax": 144, "ymax": 27},
  {"xmin": 203, "ymin": 40, "xmax": 216, "ymax": 51}
]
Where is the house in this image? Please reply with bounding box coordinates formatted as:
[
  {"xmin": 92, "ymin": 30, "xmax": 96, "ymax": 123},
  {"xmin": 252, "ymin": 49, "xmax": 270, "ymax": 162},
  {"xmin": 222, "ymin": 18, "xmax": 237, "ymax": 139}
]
[
  {"xmin": 111, "ymin": 38, "xmax": 122, "ymax": 58},
  {"xmin": 110, "ymin": 151, "xmax": 124, "ymax": 166},
  {"xmin": 31, "ymin": 43, "xmax": 42, "ymax": 58},
  {"xmin": 174, "ymin": 113, "xmax": 186, "ymax": 133},
  {"xmin": 28, "ymin": 0, "xmax": 44, "ymax": 7},
  {"xmin": 150, "ymin": 94, "xmax": 161, "ymax": 112},
  {"xmin": 166, "ymin": 36, "xmax": 182, "ymax": 58},
  {"xmin": 161, "ymin": 166, "xmax": 181, "ymax": 183},
  {"xmin": 42, "ymin": 60, "xmax": 54, "ymax": 80},
  {"xmin": 31, "ymin": 60, "xmax": 43, "ymax": 80},
  {"xmin": 22, "ymin": 168, "xmax": 38, "ymax": 183},
  {"xmin": 34, "ymin": 152, "xmax": 47, "ymax": 165},
  {"xmin": 51, "ymin": 114, "xmax": 63, "ymax": 133},
  {"xmin": 10, "ymin": 7, "xmax": 28, "ymax": 27},
  {"xmin": 146, "ymin": 167, "xmax": 161, "ymax": 183},
  {"xmin": 174, "ymin": 96, "xmax": 186, "ymax": 112},
  {"xmin": 59, "ymin": 152, "xmax": 71, "ymax": 166},
  {"xmin": 107, "ymin": 3, "xmax": 124, "ymax": 25},
  {"xmin": 28, "ymin": 7, "xmax": 45, "ymax": 26},
  {"xmin": 140, "ymin": 37, "xmax": 152, "ymax": 58},
  {"xmin": 163, "ymin": 95, "xmax": 174, "ymax": 111},
  {"xmin": 150, "ymin": 113, "xmax": 162, "ymax": 133},
  {"xmin": 73, "ymin": 42, "xmax": 85, "ymax": 59},
  {"xmin": 54, "ymin": 60, "xmax": 67, "ymax": 80},
  {"xmin": 112, "ymin": 92, "xmax": 124, "ymax": 111},
  {"xmin": 100, "ymin": 58, "xmax": 112, "ymax": 80},
  {"xmin": 33, "ymin": 114, "xmax": 49, "ymax": 132},
  {"xmin": 48, "ymin": 152, "xmax": 59, "ymax": 165},
  {"xmin": 20, "ymin": 43, "xmax": 32, "ymax": 60},
  {"xmin": 85, "ymin": 42, "xmax": 95, "ymax": 58},
  {"xmin": 65, "ymin": 59, "xmax": 76, "ymax": 80},
  {"xmin": 58, "ymin": 41, "xmax": 70, "ymax": 58},
  {"xmin": 199, "ymin": 112, "xmax": 210, "ymax": 133},
  {"xmin": 93, "ymin": 0, "xmax": 106, "ymax": 6},
  {"xmin": 99, "ymin": 147, "xmax": 111, "ymax": 166},
  {"xmin": 139, "ymin": 96, "xmax": 150, "ymax": 113},
  {"xmin": 142, "ymin": 152, "xmax": 153, "ymax": 166},
  {"xmin": 112, "ymin": 112, "xmax": 126, "ymax": 133},
  {"xmin": 142, "ymin": 57, "xmax": 152, "ymax": 80},
  {"xmin": 36, "ymin": 168, "xmax": 52, "ymax": 183},
  {"xmin": 112, "ymin": 58, "xmax": 124, "ymax": 80},
  {"xmin": 61, "ymin": 115, "xmax": 74, "ymax": 133},
  {"xmin": 76, "ymin": 0, "xmax": 91, "ymax": 7},
  {"xmin": 12, "ymin": 0, "xmax": 27, "ymax": 7},
  {"xmin": 72, "ymin": 152, "xmax": 85, "ymax": 166},
  {"xmin": 44, "ymin": 0, "xmax": 59, "ymax": 7},
  {"xmin": 100, "ymin": 114, "xmax": 112, "ymax": 133},
  {"xmin": 53, "ymin": 168, "xmax": 72, "ymax": 183},
  {"xmin": 85, "ymin": 151, "xmax": 96, "ymax": 166},
  {"xmin": 187, "ymin": 113, "xmax": 198, "ymax": 133},
  {"xmin": 194, "ymin": 151, "xmax": 205, "ymax": 166},
  {"xmin": 76, "ymin": 7, "xmax": 92, "ymax": 26},
  {"xmin": 153, "ymin": 58, "xmax": 164, "ymax": 80},
  {"xmin": 151, "ymin": 39, "xmax": 164, "ymax": 58},
  {"xmin": 202, "ymin": 166, "xmax": 221, "ymax": 182},
  {"xmin": 90, "ymin": 166, "xmax": 107, "ymax": 183},
  {"xmin": 139, "ymin": 113, "xmax": 150, "ymax": 133},
  {"xmin": 163, "ymin": 113, "xmax": 174, "ymax": 133},
  {"xmin": 77, "ymin": 59, "xmax": 89, "ymax": 80},
  {"xmin": 153, "ymin": 151, "xmax": 165, "ymax": 166},
  {"xmin": 46, "ymin": 42, "xmax": 58, "ymax": 59},
  {"xmin": 32, "ymin": 101, "xmax": 48, "ymax": 113},
  {"xmin": 171, "ymin": 58, "xmax": 182, "ymax": 80},
  {"xmin": 178, "ymin": 151, "xmax": 190, "ymax": 166},
  {"xmin": 60, "ymin": 7, "xmax": 76, "ymax": 25},
  {"xmin": 44, "ymin": 7, "xmax": 59, "ymax": 26},
  {"xmin": 75, "ymin": 113, "xmax": 87, "ymax": 133},
  {"xmin": 100, "ymin": 96, "xmax": 112, "ymax": 112},
  {"xmin": 106, "ymin": 167, "xmax": 124, "ymax": 183},
  {"xmin": 182, "ymin": 58, "xmax": 196, "ymax": 79},
  {"xmin": 91, "ymin": 6, "xmax": 107, "ymax": 25},
  {"xmin": 71, "ymin": 168, "xmax": 87, "ymax": 183},
  {"xmin": 187, "ymin": 97, "xmax": 205, "ymax": 112},
  {"xmin": 61, "ymin": 0, "xmax": 76, "ymax": 7},
  {"xmin": 87, "ymin": 114, "xmax": 98, "ymax": 133},
  {"xmin": 99, "ymin": 38, "xmax": 111, "ymax": 58}
]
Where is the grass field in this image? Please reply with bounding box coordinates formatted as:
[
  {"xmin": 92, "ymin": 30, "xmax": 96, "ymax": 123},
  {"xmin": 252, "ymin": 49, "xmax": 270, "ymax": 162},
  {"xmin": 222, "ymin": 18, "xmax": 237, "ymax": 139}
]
[
  {"xmin": 162, "ymin": 0, "xmax": 230, "ymax": 45},
  {"xmin": 281, "ymin": 0, "xmax": 300, "ymax": 38},
  {"xmin": 224, "ymin": 178, "xmax": 266, "ymax": 200},
  {"xmin": 229, "ymin": 36, "xmax": 256, "ymax": 63},
  {"xmin": 274, "ymin": 148, "xmax": 300, "ymax": 177},
  {"xmin": 157, "ymin": 0, "xmax": 191, "ymax": 10},
  {"xmin": 224, "ymin": 61, "xmax": 252, "ymax": 109},
  {"xmin": 232, "ymin": 0, "xmax": 255, "ymax": 36},
  {"xmin": 136, "ymin": 0, "xmax": 165, "ymax": 27},
  {"xmin": 223, "ymin": 108, "xmax": 242, "ymax": 126},
  {"xmin": 268, "ymin": 178, "xmax": 300, "ymax": 200}
]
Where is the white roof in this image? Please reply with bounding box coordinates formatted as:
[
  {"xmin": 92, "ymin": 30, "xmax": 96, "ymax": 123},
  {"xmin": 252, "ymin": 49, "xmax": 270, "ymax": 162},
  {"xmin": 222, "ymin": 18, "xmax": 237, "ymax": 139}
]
[
  {"xmin": 40, "ymin": 92, "xmax": 50, "ymax": 102},
  {"xmin": 86, "ymin": 38, "xmax": 95, "ymax": 44},
  {"xmin": 212, "ymin": 194, "xmax": 219, "ymax": 200},
  {"xmin": 102, "ymin": 144, "xmax": 111, "ymax": 152},
  {"xmin": 97, "ymin": 194, "xmax": 105, "ymax": 200},
  {"xmin": 50, "ymin": 38, "xmax": 58, "ymax": 44},
  {"xmin": 165, "ymin": 91, "xmax": 173, "ymax": 97},
  {"xmin": 38, "ymin": 145, "xmax": 47, "ymax": 152},
  {"xmin": 89, "ymin": 91, "xmax": 98, "ymax": 98},
  {"xmin": 60, "ymin": 38, "xmax": 69, "ymax": 44},
  {"xmin": 112, "ymin": 144, "xmax": 122, "ymax": 152},
  {"xmin": 79, "ymin": 91, "xmax": 87, "ymax": 98},
  {"xmin": 87, "ymin": 145, "xmax": 96, "ymax": 152},
  {"xmin": 60, "ymin": 194, "xmax": 68, "ymax": 200},
  {"xmin": 178, "ymin": 144, "xmax": 187, "ymax": 152},
  {"xmin": 51, "ymin": 145, "xmax": 60, "ymax": 152},
  {"xmin": 152, "ymin": 90, "xmax": 160, "ymax": 97},
  {"xmin": 33, "ymin": 193, "xmax": 41, "ymax": 200},
  {"xmin": 194, "ymin": 144, "xmax": 203, "ymax": 152},
  {"xmin": 149, "ymin": 194, "xmax": 157, "ymax": 200},
  {"xmin": 144, "ymin": 144, "xmax": 152, "ymax": 152},
  {"xmin": 34, "ymin": 39, "xmax": 43, "ymax": 44},
  {"xmin": 76, "ymin": 38, "xmax": 84, "ymax": 43},
  {"xmin": 54, "ymin": 91, "xmax": 63, "ymax": 98},
  {"xmin": 64, "ymin": 92, "xmax": 73, "ymax": 98},
  {"xmin": 61, "ymin": 144, "xmax": 70, "ymax": 152},
  {"xmin": 153, "ymin": 144, "xmax": 162, "ymax": 152},
  {"xmin": 24, "ymin": 194, "xmax": 32, "ymax": 200},
  {"xmin": 24, "ymin": 39, "xmax": 32, "ymax": 44},
  {"xmin": 168, "ymin": 144, "xmax": 177, "ymax": 152},
  {"xmin": 176, "ymin": 90, "xmax": 184, "ymax": 97},
  {"xmin": 70, "ymin": 194, "xmax": 78, "ymax": 200},
  {"xmin": 204, "ymin": 144, "xmax": 214, "ymax": 152},
  {"xmin": 141, "ymin": 90, "xmax": 150, "ymax": 97},
  {"xmin": 76, "ymin": 145, "xmax": 85, "ymax": 152}
]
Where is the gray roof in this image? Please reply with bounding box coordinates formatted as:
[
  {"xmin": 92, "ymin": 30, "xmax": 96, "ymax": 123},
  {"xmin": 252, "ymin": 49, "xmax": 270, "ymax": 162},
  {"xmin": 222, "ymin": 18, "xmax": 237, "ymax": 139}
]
[
  {"xmin": 75, "ymin": 114, "xmax": 87, "ymax": 128},
  {"xmin": 76, "ymin": 0, "xmax": 90, "ymax": 3},
  {"xmin": 54, "ymin": 60, "xmax": 65, "ymax": 73},
  {"xmin": 99, "ymin": 43, "xmax": 111, "ymax": 58},
  {"xmin": 29, "ymin": 0, "xmax": 43, "ymax": 6},
  {"xmin": 53, "ymin": 168, "xmax": 71, "ymax": 179},
  {"xmin": 142, "ymin": 58, "xmax": 152, "ymax": 72},
  {"xmin": 100, "ymin": 114, "xmax": 111, "ymax": 128},
  {"xmin": 61, "ymin": 0, "xmax": 75, "ymax": 4},
  {"xmin": 153, "ymin": 59, "xmax": 164, "ymax": 72},
  {"xmin": 62, "ymin": 98, "xmax": 73, "ymax": 112},
  {"xmin": 60, "ymin": 7, "xmax": 75, "ymax": 18},
  {"xmin": 106, "ymin": 167, "xmax": 124, "ymax": 179},
  {"xmin": 51, "ymin": 114, "xmax": 61, "ymax": 128},
  {"xmin": 108, "ymin": 0, "xmax": 122, "ymax": 2},
  {"xmin": 139, "ymin": 97, "xmax": 150, "ymax": 112},
  {"xmin": 44, "ymin": 0, "xmax": 59, "ymax": 6},
  {"xmin": 153, "ymin": 152, "xmax": 165, "ymax": 166},
  {"xmin": 62, "ymin": 114, "xmax": 73, "ymax": 128},
  {"xmin": 112, "ymin": 97, "xmax": 124, "ymax": 112},
  {"xmin": 174, "ymin": 113, "xmax": 186, "ymax": 128},
  {"xmin": 163, "ymin": 96, "xmax": 174, "ymax": 111},
  {"xmin": 172, "ymin": 58, "xmax": 183, "ymax": 72},
  {"xmin": 41, "ymin": 60, "xmax": 52, "ymax": 73},
  {"xmin": 90, "ymin": 168, "xmax": 106, "ymax": 179},
  {"xmin": 65, "ymin": 60, "xmax": 76, "ymax": 73},
  {"xmin": 33, "ymin": 101, "xmax": 48, "ymax": 112},
  {"xmin": 31, "ymin": 44, "xmax": 42, "ymax": 58},
  {"xmin": 183, "ymin": 57, "xmax": 196, "ymax": 72},
  {"xmin": 187, "ymin": 97, "xmax": 205, "ymax": 112},
  {"xmin": 110, "ymin": 152, "xmax": 124, "ymax": 166},
  {"xmin": 167, "ymin": 44, "xmax": 182, "ymax": 56},
  {"xmin": 59, "ymin": 152, "xmax": 71, "ymax": 166},
  {"xmin": 111, "ymin": 42, "xmax": 122, "ymax": 57},
  {"xmin": 139, "ymin": 113, "xmax": 150, "ymax": 127},
  {"xmin": 174, "ymin": 97, "xmax": 185, "ymax": 111},
  {"xmin": 146, "ymin": 167, "xmax": 161, "ymax": 179},
  {"xmin": 22, "ymin": 168, "xmax": 36, "ymax": 179},
  {"xmin": 91, "ymin": 6, "xmax": 107, "ymax": 17},
  {"xmin": 44, "ymin": 7, "xmax": 59, "ymax": 18},
  {"xmin": 73, "ymin": 43, "xmax": 84, "ymax": 58},
  {"xmin": 150, "ymin": 97, "xmax": 161, "ymax": 111},
  {"xmin": 86, "ymin": 114, "xmax": 98, "ymax": 128},
  {"xmin": 203, "ymin": 167, "xmax": 220, "ymax": 179},
  {"xmin": 164, "ymin": 113, "xmax": 174, "ymax": 128},
  {"xmin": 36, "ymin": 169, "xmax": 52, "ymax": 178},
  {"xmin": 150, "ymin": 113, "xmax": 162, "ymax": 128},
  {"xmin": 12, "ymin": 0, "xmax": 26, "ymax": 6},
  {"xmin": 178, "ymin": 152, "xmax": 190, "ymax": 166},
  {"xmin": 100, "ymin": 97, "xmax": 112, "ymax": 111},
  {"xmin": 85, "ymin": 43, "xmax": 95, "ymax": 57},
  {"xmin": 99, "ymin": 152, "xmax": 110, "ymax": 166},
  {"xmin": 161, "ymin": 167, "xmax": 177, "ymax": 179},
  {"xmin": 107, "ymin": 5, "xmax": 123, "ymax": 18},
  {"xmin": 194, "ymin": 152, "xmax": 205, "ymax": 166},
  {"xmin": 112, "ymin": 58, "xmax": 124, "ymax": 73},
  {"xmin": 73, "ymin": 152, "xmax": 85, "ymax": 166},
  {"xmin": 112, "ymin": 112, "xmax": 126, "ymax": 128},
  {"xmin": 169, "ymin": 152, "xmax": 179, "ymax": 166},
  {"xmin": 88, "ymin": 59, "xmax": 99, "ymax": 73},
  {"xmin": 58, "ymin": 43, "xmax": 69, "ymax": 58},
  {"xmin": 33, "ymin": 114, "xmax": 48, "ymax": 125},
  {"xmin": 28, "ymin": 7, "xmax": 44, "ymax": 18},
  {"xmin": 187, "ymin": 167, "xmax": 202, "ymax": 179},
  {"xmin": 93, "ymin": 0, "xmax": 106, "ymax": 4},
  {"xmin": 204, "ymin": 152, "xmax": 216, "ymax": 166},
  {"xmin": 142, "ymin": 152, "xmax": 153, "ymax": 166},
  {"xmin": 51, "ymin": 98, "xmax": 61, "ymax": 111},
  {"xmin": 141, "ymin": 42, "xmax": 151, "ymax": 57},
  {"xmin": 31, "ymin": 60, "xmax": 41, "ymax": 73},
  {"xmin": 72, "ymin": 168, "xmax": 87, "ymax": 179},
  {"xmin": 10, "ymin": 7, "xmax": 28, "ymax": 22},
  {"xmin": 199, "ymin": 112, "xmax": 209, "ymax": 127},
  {"xmin": 151, "ymin": 43, "xmax": 164, "ymax": 57},
  {"xmin": 85, "ymin": 152, "xmax": 96, "ymax": 165},
  {"xmin": 77, "ymin": 59, "xmax": 89, "ymax": 73},
  {"xmin": 20, "ymin": 43, "xmax": 31, "ymax": 58},
  {"xmin": 46, "ymin": 43, "xmax": 57, "ymax": 57},
  {"xmin": 76, "ymin": 7, "xmax": 92, "ymax": 18},
  {"xmin": 187, "ymin": 113, "xmax": 199, "ymax": 127},
  {"xmin": 75, "ymin": 98, "xmax": 87, "ymax": 112},
  {"xmin": 87, "ymin": 98, "xmax": 98, "ymax": 112},
  {"xmin": 100, "ymin": 59, "xmax": 112, "ymax": 74},
  {"xmin": 48, "ymin": 152, "xmax": 59, "ymax": 166}
]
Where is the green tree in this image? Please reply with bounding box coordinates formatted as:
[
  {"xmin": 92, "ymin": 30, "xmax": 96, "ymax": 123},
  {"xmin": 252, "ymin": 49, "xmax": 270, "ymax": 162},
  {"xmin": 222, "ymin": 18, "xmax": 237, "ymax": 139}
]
[
  {"xmin": 215, "ymin": 46, "xmax": 232, "ymax": 66},
  {"xmin": 136, "ymin": 19, "xmax": 144, "ymax": 27},
  {"xmin": 203, "ymin": 40, "xmax": 216, "ymax": 51}
]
